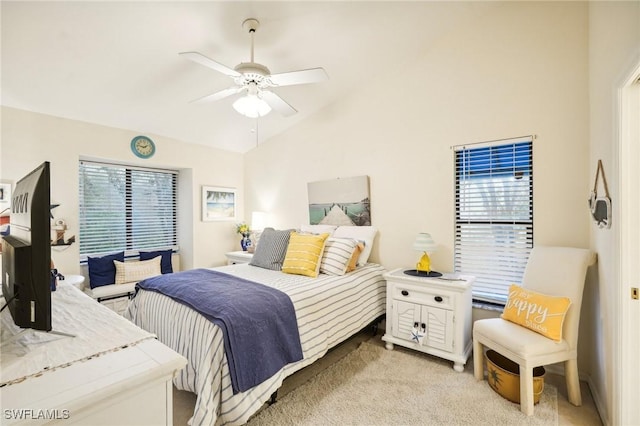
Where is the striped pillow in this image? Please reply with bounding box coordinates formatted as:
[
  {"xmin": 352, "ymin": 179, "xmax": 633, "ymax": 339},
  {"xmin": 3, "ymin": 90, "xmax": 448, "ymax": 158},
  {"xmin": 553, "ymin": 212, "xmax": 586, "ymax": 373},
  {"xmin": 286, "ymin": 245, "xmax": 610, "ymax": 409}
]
[
  {"xmin": 320, "ymin": 237, "xmax": 360, "ymax": 276},
  {"xmin": 249, "ymin": 228, "xmax": 293, "ymax": 271},
  {"xmin": 282, "ymin": 232, "xmax": 330, "ymax": 277}
]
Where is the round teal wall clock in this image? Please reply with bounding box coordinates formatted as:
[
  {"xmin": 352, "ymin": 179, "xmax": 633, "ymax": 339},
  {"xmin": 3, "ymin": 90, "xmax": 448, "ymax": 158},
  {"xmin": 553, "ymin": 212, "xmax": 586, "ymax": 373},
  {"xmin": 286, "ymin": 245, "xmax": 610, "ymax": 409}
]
[{"xmin": 131, "ymin": 136, "xmax": 156, "ymax": 159}]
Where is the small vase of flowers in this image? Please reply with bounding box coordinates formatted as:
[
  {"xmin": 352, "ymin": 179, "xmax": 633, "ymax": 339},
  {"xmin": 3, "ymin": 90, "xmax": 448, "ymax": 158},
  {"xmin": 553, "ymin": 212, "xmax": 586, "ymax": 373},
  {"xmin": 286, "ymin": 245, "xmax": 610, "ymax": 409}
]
[{"xmin": 236, "ymin": 223, "xmax": 252, "ymax": 251}]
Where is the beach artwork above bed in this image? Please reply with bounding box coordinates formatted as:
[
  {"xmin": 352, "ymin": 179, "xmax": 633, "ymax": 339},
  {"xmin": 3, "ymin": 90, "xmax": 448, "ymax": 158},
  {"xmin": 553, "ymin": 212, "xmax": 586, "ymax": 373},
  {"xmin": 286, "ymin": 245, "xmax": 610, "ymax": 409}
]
[
  {"xmin": 308, "ymin": 175, "xmax": 370, "ymax": 226},
  {"xmin": 202, "ymin": 186, "xmax": 236, "ymax": 221}
]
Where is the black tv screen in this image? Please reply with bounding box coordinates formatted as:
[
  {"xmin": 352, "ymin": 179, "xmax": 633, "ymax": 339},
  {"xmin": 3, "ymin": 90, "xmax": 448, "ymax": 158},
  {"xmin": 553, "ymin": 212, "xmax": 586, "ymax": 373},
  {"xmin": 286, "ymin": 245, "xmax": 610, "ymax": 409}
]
[{"xmin": 1, "ymin": 161, "xmax": 51, "ymax": 332}]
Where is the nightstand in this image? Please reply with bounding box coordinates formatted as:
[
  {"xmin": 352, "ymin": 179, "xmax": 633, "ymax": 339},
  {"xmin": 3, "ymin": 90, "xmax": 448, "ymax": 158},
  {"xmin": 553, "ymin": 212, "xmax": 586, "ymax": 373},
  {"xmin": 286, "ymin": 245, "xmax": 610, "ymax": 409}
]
[
  {"xmin": 382, "ymin": 268, "xmax": 474, "ymax": 372},
  {"xmin": 225, "ymin": 251, "xmax": 254, "ymax": 265}
]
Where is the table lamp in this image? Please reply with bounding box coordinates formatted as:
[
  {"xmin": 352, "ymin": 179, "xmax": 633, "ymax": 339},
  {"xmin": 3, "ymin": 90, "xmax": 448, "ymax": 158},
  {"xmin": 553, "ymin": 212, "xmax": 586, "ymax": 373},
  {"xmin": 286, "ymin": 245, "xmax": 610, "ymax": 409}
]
[
  {"xmin": 404, "ymin": 233, "xmax": 442, "ymax": 277},
  {"xmin": 251, "ymin": 211, "xmax": 267, "ymax": 232},
  {"xmin": 249, "ymin": 211, "xmax": 267, "ymax": 253}
]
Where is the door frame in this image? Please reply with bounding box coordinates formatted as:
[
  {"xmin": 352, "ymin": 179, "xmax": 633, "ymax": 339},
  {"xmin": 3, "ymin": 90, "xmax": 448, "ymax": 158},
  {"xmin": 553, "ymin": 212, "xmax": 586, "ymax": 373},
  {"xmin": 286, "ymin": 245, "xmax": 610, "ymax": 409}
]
[{"xmin": 615, "ymin": 59, "xmax": 640, "ymax": 426}]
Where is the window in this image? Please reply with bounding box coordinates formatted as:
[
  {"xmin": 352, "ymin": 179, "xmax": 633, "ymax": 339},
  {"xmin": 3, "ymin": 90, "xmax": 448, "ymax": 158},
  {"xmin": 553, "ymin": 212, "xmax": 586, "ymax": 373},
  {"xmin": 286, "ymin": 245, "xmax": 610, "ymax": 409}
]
[
  {"xmin": 453, "ymin": 137, "xmax": 533, "ymax": 304},
  {"xmin": 79, "ymin": 160, "xmax": 178, "ymax": 260}
]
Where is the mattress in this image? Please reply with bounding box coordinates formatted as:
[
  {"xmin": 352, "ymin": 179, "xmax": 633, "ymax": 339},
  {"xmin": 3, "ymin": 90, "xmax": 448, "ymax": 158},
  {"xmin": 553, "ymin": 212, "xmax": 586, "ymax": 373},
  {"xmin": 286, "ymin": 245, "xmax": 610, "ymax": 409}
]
[{"xmin": 125, "ymin": 262, "xmax": 387, "ymax": 425}]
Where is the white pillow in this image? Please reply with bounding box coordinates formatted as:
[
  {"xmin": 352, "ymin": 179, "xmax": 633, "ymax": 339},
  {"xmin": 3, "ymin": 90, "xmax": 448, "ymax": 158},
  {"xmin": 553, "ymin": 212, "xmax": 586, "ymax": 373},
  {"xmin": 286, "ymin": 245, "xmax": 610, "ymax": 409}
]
[
  {"xmin": 332, "ymin": 226, "xmax": 377, "ymax": 265},
  {"xmin": 320, "ymin": 237, "xmax": 359, "ymax": 276},
  {"xmin": 114, "ymin": 257, "xmax": 161, "ymax": 285},
  {"xmin": 300, "ymin": 224, "xmax": 337, "ymax": 235}
]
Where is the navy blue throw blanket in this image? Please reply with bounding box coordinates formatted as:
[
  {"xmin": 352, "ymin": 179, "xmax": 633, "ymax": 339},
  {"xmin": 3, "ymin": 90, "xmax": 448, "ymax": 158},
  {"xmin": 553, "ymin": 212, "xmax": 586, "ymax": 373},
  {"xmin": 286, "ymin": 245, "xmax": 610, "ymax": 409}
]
[{"xmin": 136, "ymin": 269, "xmax": 303, "ymax": 394}]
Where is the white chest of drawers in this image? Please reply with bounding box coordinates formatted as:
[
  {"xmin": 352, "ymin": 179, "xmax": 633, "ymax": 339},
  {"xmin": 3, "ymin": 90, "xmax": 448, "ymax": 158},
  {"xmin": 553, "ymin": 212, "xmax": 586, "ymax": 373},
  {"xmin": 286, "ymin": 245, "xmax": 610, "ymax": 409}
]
[{"xmin": 382, "ymin": 268, "xmax": 474, "ymax": 372}]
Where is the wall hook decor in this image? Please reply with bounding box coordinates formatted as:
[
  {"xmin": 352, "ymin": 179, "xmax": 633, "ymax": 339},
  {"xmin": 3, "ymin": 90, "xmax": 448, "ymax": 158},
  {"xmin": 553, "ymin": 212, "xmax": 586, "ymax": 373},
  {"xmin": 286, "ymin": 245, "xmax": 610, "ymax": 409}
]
[{"xmin": 588, "ymin": 159, "xmax": 611, "ymax": 229}]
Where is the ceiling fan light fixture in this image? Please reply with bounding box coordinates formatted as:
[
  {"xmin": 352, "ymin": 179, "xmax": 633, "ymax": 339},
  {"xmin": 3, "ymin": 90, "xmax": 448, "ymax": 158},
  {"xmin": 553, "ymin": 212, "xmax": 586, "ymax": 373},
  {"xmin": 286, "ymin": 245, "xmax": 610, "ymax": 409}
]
[
  {"xmin": 233, "ymin": 94, "xmax": 271, "ymax": 118},
  {"xmin": 181, "ymin": 17, "xmax": 328, "ymax": 118}
]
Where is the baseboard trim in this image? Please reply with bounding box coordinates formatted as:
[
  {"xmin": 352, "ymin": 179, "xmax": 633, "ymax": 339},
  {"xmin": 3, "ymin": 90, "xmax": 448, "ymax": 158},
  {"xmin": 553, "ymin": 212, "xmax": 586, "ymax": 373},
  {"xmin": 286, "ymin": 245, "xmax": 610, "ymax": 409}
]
[
  {"xmin": 542, "ymin": 364, "xmax": 607, "ymax": 425},
  {"xmin": 585, "ymin": 374, "xmax": 609, "ymax": 426}
]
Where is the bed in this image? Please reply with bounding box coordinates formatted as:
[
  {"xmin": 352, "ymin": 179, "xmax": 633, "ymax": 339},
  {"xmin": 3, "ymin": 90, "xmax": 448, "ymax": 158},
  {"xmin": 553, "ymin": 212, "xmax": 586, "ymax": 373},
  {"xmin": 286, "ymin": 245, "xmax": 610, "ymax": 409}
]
[{"xmin": 125, "ymin": 258, "xmax": 386, "ymax": 425}]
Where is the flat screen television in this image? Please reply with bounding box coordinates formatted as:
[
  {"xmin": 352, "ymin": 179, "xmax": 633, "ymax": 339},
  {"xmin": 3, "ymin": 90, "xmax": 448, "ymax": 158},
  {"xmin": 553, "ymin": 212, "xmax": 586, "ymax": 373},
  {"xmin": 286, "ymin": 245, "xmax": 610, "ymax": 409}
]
[{"xmin": 1, "ymin": 161, "xmax": 52, "ymax": 332}]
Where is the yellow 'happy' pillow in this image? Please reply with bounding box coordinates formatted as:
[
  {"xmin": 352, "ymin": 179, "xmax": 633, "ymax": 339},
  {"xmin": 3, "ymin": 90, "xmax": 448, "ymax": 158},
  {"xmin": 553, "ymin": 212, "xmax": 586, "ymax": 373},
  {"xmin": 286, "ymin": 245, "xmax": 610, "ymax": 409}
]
[
  {"xmin": 501, "ymin": 284, "xmax": 572, "ymax": 342},
  {"xmin": 282, "ymin": 232, "xmax": 330, "ymax": 277}
]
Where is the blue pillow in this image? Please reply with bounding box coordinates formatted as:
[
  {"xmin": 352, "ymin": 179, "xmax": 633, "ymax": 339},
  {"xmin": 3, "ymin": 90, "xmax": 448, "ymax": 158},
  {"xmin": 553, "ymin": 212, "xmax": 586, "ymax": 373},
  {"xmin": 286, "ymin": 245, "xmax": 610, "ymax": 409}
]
[
  {"xmin": 139, "ymin": 250, "xmax": 173, "ymax": 274},
  {"xmin": 87, "ymin": 251, "xmax": 124, "ymax": 288}
]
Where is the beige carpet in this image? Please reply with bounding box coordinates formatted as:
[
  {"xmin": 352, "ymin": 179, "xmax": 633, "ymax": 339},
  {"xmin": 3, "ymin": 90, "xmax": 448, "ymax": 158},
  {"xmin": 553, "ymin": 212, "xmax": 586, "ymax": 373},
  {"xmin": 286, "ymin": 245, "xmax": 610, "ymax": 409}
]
[{"xmin": 248, "ymin": 341, "xmax": 558, "ymax": 425}]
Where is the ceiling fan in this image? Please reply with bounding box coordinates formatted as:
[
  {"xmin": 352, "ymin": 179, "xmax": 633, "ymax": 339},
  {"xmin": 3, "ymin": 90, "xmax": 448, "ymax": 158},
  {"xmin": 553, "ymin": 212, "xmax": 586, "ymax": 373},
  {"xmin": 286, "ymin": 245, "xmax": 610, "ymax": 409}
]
[{"xmin": 180, "ymin": 18, "xmax": 329, "ymax": 118}]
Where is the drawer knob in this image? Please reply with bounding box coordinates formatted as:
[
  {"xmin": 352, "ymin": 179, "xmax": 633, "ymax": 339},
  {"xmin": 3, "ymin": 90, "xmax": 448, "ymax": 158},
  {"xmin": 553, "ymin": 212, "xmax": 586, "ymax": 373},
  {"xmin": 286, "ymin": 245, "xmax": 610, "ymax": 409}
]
[
  {"xmin": 434, "ymin": 296, "xmax": 443, "ymax": 302},
  {"xmin": 401, "ymin": 290, "xmax": 409, "ymax": 296}
]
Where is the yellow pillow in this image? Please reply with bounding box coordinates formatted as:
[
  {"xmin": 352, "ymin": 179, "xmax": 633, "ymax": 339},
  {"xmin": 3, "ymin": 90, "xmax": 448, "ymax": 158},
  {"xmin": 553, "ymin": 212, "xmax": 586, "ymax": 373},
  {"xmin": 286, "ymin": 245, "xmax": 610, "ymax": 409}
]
[
  {"xmin": 282, "ymin": 232, "xmax": 330, "ymax": 277},
  {"xmin": 346, "ymin": 242, "xmax": 365, "ymax": 272},
  {"xmin": 501, "ymin": 284, "xmax": 571, "ymax": 342}
]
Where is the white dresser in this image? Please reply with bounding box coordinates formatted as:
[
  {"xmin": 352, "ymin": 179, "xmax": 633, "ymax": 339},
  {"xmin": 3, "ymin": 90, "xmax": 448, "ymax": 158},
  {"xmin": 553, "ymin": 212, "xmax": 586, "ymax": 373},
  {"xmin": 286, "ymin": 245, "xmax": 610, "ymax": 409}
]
[
  {"xmin": 1, "ymin": 340, "xmax": 185, "ymax": 425},
  {"xmin": 1, "ymin": 283, "xmax": 187, "ymax": 425},
  {"xmin": 382, "ymin": 268, "xmax": 474, "ymax": 372}
]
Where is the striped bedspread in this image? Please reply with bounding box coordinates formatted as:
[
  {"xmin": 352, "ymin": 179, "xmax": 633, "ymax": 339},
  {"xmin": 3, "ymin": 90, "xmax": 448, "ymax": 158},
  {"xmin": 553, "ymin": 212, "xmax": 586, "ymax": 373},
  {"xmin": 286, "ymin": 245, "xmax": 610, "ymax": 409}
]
[
  {"xmin": 136, "ymin": 269, "xmax": 303, "ymax": 394},
  {"xmin": 125, "ymin": 263, "xmax": 386, "ymax": 426}
]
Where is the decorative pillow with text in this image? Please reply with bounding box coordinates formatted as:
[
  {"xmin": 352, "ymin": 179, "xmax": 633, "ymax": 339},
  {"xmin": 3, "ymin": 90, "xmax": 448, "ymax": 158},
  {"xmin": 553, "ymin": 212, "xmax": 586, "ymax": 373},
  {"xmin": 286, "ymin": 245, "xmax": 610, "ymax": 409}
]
[{"xmin": 501, "ymin": 284, "xmax": 572, "ymax": 342}]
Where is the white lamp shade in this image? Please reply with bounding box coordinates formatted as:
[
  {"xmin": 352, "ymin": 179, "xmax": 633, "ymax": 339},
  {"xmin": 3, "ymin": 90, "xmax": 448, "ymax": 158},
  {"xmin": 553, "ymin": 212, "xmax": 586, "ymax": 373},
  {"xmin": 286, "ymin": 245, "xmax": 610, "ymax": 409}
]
[
  {"xmin": 251, "ymin": 211, "xmax": 267, "ymax": 231},
  {"xmin": 233, "ymin": 95, "xmax": 271, "ymax": 118},
  {"xmin": 413, "ymin": 233, "xmax": 437, "ymax": 253}
]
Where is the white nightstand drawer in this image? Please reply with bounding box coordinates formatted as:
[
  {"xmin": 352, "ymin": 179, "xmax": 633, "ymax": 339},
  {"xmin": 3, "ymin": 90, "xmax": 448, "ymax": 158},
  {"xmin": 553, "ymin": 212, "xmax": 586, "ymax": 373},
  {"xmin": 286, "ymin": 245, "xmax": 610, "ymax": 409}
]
[{"xmin": 392, "ymin": 283, "xmax": 453, "ymax": 310}]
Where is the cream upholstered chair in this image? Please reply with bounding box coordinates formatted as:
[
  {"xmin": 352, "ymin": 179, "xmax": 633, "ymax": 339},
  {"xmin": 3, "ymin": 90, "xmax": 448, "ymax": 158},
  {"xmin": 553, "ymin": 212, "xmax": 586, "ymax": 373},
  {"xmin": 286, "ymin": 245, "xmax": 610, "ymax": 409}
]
[{"xmin": 473, "ymin": 246, "xmax": 596, "ymax": 416}]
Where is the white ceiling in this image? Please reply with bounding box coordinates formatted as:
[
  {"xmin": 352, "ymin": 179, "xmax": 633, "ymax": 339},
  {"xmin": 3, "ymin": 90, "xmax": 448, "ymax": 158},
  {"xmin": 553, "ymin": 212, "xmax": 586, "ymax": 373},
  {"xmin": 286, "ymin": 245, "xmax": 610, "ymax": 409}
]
[{"xmin": 1, "ymin": 1, "xmax": 495, "ymax": 153}]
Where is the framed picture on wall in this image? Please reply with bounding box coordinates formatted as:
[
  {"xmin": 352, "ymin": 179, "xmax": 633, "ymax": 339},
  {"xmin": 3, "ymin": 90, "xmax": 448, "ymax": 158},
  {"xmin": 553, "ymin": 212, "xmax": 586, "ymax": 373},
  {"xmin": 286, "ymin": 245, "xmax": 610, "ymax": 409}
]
[
  {"xmin": 202, "ymin": 186, "xmax": 236, "ymax": 221},
  {"xmin": 307, "ymin": 175, "xmax": 371, "ymax": 226}
]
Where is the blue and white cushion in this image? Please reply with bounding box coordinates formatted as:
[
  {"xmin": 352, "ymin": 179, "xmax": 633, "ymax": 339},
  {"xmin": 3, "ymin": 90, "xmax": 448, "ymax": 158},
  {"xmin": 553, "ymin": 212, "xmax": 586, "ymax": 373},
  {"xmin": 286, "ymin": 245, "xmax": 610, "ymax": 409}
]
[{"xmin": 249, "ymin": 228, "xmax": 293, "ymax": 271}]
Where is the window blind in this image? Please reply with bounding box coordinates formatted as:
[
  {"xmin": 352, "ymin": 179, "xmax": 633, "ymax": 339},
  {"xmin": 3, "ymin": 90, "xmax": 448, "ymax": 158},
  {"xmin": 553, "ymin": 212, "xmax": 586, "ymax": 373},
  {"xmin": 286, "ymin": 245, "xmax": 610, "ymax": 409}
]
[
  {"xmin": 453, "ymin": 137, "xmax": 533, "ymax": 304},
  {"xmin": 79, "ymin": 160, "xmax": 178, "ymax": 260}
]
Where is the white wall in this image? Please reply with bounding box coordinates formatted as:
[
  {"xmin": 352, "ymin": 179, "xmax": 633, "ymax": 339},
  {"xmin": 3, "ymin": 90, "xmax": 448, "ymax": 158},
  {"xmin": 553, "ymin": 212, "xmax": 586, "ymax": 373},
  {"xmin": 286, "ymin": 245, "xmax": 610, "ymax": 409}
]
[
  {"xmin": 588, "ymin": 2, "xmax": 640, "ymax": 424},
  {"xmin": 243, "ymin": 0, "xmax": 598, "ymax": 401},
  {"xmin": 243, "ymin": 0, "xmax": 595, "ymax": 387},
  {"xmin": 0, "ymin": 107, "xmax": 245, "ymax": 274},
  {"xmin": 245, "ymin": 2, "xmax": 590, "ymax": 269}
]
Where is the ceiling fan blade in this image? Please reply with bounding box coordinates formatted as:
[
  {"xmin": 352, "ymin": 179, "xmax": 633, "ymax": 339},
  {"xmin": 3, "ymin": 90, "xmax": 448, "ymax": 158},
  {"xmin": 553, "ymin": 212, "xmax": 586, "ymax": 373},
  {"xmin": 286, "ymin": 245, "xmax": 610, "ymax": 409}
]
[
  {"xmin": 191, "ymin": 86, "xmax": 244, "ymax": 104},
  {"xmin": 179, "ymin": 52, "xmax": 241, "ymax": 77},
  {"xmin": 268, "ymin": 67, "xmax": 329, "ymax": 87},
  {"xmin": 261, "ymin": 90, "xmax": 297, "ymax": 117}
]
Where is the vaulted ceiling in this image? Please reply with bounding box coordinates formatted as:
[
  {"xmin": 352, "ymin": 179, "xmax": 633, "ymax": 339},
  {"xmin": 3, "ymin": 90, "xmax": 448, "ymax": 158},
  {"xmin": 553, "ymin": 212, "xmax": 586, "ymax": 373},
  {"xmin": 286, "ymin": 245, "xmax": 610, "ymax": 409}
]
[{"xmin": 2, "ymin": 1, "xmax": 496, "ymax": 153}]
